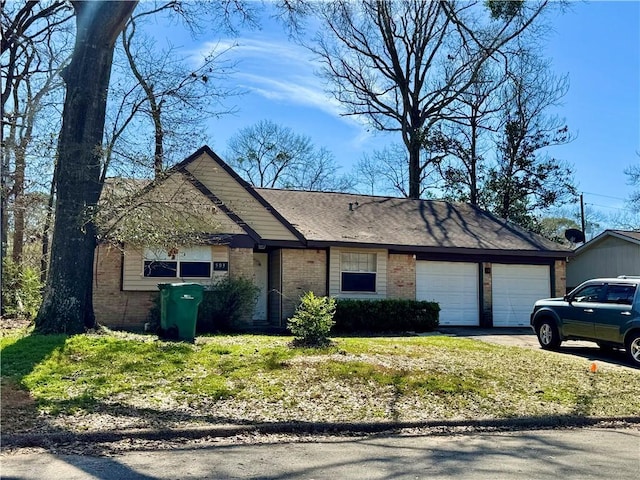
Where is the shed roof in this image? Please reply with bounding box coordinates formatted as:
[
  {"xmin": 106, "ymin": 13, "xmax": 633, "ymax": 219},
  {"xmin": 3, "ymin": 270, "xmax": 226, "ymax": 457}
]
[{"xmin": 574, "ymin": 229, "xmax": 640, "ymax": 254}]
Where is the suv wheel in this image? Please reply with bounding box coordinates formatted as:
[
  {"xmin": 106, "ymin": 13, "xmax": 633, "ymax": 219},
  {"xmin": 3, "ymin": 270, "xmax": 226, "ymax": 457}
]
[
  {"xmin": 536, "ymin": 319, "xmax": 561, "ymax": 350},
  {"xmin": 625, "ymin": 333, "xmax": 640, "ymax": 367}
]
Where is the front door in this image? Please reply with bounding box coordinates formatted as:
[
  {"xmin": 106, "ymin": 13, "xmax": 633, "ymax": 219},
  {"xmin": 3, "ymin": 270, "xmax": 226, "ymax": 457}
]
[{"xmin": 253, "ymin": 253, "xmax": 268, "ymax": 321}]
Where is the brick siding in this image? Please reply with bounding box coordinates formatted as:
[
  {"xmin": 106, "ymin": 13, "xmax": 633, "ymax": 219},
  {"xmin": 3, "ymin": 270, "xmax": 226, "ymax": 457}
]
[
  {"xmin": 229, "ymin": 248, "xmax": 254, "ymax": 281},
  {"xmin": 228, "ymin": 247, "xmax": 255, "ymax": 328},
  {"xmin": 93, "ymin": 244, "xmax": 155, "ymax": 331},
  {"xmin": 281, "ymin": 249, "xmax": 327, "ymax": 320},
  {"xmin": 387, "ymin": 253, "xmax": 416, "ymax": 299},
  {"xmin": 554, "ymin": 259, "xmax": 567, "ymax": 296}
]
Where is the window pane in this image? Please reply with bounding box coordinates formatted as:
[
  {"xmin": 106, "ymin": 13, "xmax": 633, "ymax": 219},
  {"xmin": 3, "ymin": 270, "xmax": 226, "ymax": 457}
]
[
  {"xmin": 341, "ymin": 252, "xmax": 355, "ymax": 271},
  {"xmin": 180, "ymin": 262, "xmax": 211, "ymax": 278},
  {"xmin": 574, "ymin": 285, "xmax": 603, "ymax": 303},
  {"xmin": 604, "ymin": 284, "xmax": 636, "ymax": 305},
  {"xmin": 341, "ymin": 252, "xmax": 376, "ymax": 272},
  {"xmin": 342, "ymin": 272, "xmax": 376, "ymax": 292},
  {"xmin": 144, "ymin": 261, "xmax": 177, "ymax": 277},
  {"xmin": 144, "ymin": 248, "xmax": 172, "ymax": 261},
  {"xmin": 178, "ymin": 246, "xmax": 212, "ymax": 261}
]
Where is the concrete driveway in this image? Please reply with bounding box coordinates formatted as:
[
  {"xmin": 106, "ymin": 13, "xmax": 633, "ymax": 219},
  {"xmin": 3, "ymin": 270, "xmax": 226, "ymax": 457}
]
[{"xmin": 436, "ymin": 327, "xmax": 637, "ymax": 370}]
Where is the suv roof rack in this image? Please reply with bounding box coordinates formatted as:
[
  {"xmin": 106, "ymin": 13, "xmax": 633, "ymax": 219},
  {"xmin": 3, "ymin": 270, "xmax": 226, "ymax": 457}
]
[{"xmin": 617, "ymin": 275, "xmax": 640, "ymax": 279}]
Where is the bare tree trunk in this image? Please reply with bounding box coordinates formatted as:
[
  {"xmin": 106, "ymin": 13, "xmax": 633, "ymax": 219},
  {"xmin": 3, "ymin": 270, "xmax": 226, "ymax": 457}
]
[
  {"xmin": 11, "ymin": 148, "xmax": 25, "ymax": 264},
  {"xmin": 35, "ymin": 0, "xmax": 137, "ymax": 334},
  {"xmin": 1, "ymin": 123, "xmax": 11, "ymax": 264},
  {"xmin": 469, "ymin": 120, "xmax": 478, "ymax": 206},
  {"xmin": 40, "ymin": 159, "xmax": 57, "ymax": 285},
  {"xmin": 121, "ymin": 17, "xmax": 164, "ymax": 177},
  {"xmin": 153, "ymin": 108, "xmax": 164, "ymax": 176}
]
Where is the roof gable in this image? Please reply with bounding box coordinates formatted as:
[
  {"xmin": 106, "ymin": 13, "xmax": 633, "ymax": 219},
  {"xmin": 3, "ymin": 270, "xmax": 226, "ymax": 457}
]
[
  {"xmin": 99, "ymin": 171, "xmax": 246, "ymax": 243},
  {"xmin": 175, "ymin": 146, "xmax": 304, "ymax": 243},
  {"xmin": 574, "ymin": 229, "xmax": 640, "ymax": 254}
]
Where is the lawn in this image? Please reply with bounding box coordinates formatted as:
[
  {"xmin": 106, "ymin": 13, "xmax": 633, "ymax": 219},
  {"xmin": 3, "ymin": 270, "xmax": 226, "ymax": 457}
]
[{"xmin": 2, "ymin": 327, "xmax": 639, "ymax": 435}]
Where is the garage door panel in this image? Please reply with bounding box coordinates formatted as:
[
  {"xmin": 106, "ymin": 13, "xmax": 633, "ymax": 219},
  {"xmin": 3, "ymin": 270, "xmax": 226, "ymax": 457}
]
[
  {"xmin": 416, "ymin": 261, "xmax": 479, "ymax": 326},
  {"xmin": 492, "ymin": 264, "xmax": 550, "ymax": 327}
]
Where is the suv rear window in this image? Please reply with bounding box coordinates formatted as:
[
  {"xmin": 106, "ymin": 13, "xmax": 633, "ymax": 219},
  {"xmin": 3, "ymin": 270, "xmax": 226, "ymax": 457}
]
[{"xmin": 603, "ymin": 284, "xmax": 636, "ymax": 305}]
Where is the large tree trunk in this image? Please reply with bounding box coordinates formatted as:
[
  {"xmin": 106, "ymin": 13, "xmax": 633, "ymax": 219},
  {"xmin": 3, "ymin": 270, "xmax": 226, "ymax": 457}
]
[
  {"xmin": 407, "ymin": 135, "xmax": 422, "ymax": 199},
  {"xmin": 35, "ymin": 1, "xmax": 137, "ymax": 334}
]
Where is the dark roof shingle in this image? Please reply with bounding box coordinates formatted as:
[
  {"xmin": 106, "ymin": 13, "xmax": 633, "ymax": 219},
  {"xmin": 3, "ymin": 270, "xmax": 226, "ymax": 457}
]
[{"xmin": 256, "ymin": 189, "xmax": 570, "ymax": 254}]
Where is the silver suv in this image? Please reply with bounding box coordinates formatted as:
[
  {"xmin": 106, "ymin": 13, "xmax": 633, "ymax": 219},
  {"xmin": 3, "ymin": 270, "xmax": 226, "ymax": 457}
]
[{"xmin": 530, "ymin": 276, "xmax": 640, "ymax": 367}]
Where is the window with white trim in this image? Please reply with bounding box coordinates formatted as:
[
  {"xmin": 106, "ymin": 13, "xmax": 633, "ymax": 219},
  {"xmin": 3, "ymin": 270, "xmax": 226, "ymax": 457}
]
[
  {"xmin": 143, "ymin": 246, "xmax": 212, "ymax": 279},
  {"xmin": 341, "ymin": 252, "xmax": 376, "ymax": 292}
]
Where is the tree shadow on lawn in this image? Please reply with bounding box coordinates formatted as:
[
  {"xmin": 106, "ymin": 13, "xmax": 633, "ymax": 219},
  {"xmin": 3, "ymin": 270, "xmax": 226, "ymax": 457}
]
[
  {"xmin": 2, "ymin": 332, "xmax": 639, "ymax": 449},
  {"xmin": 1, "ymin": 333, "xmax": 68, "ymax": 433}
]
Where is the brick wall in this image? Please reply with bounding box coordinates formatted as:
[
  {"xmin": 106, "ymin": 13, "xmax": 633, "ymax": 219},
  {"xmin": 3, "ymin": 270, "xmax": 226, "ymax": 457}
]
[
  {"xmin": 229, "ymin": 248, "xmax": 254, "ymax": 281},
  {"xmin": 281, "ymin": 249, "xmax": 327, "ymax": 320},
  {"xmin": 554, "ymin": 260, "xmax": 567, "ymax": 296},
  {"xmin": 93, "ymin": 244, "xmax": 155, "ymax": 331},
  {"xmin": 228, "ymin": 247, "xmax": 255, "ymax": 328},
  {"xmin": 387, "ymin": 253, "xmax": 416, "ymax": 299}
]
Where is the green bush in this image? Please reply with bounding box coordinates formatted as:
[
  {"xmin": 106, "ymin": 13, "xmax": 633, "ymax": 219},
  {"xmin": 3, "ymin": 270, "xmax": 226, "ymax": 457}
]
[
  {"xmin": 146, "ymin": 277, "xmax": 259, "ymax": 334},
  {"xmin": 333, "ymin": 299, "xmax": 439, "ymax": 333},
  {"xmin": 198, "ymin": 277, "xmax": 259, "ymax": 333},
  {"xmin": 287, "ymin": 291, "xmax": 336, "ymax": 346},
  {"xmin": 1, "ymin": 259, "xmax": 42, "ymax": 320}
]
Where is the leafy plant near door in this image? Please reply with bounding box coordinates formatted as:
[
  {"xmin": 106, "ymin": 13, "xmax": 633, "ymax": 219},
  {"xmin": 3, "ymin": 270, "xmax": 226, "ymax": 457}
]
[
  {"xmin": 147, "ymin": 277, "xmax": 259, "ymax": 333},
  {"xmin": 288, "ymin": 291, "xmax": 336, "ymax": 347},
  {"xmin": 199, "ymin": 277, "xmax": 259, "ymax": 332}
]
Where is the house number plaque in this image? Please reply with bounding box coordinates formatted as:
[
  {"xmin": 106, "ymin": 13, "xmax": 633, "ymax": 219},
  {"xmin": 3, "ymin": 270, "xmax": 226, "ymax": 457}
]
[{"xmin": 213, "ymin": 262, "xmax": 229, "ymax": 271}]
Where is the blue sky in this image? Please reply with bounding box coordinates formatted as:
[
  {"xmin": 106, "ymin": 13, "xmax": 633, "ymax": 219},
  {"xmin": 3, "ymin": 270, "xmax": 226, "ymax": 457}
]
[{"xmin": 156, "ymin": 1, "xmax": 640, "ymax": 222}]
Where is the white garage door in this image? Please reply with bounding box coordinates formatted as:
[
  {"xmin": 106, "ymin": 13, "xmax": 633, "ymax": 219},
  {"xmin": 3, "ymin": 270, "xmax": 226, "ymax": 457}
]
[
  {"xmin": 492, "ymin": 264, "xmax": 550, "ymax": 327},
  {"xmin": 416, "ymin": 261, "xmax": 479, "ymax": 326}
]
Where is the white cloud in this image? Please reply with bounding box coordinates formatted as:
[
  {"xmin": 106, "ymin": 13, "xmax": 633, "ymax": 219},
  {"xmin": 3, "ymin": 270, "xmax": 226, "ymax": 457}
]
[
  {"xmin": 235, "ymin": 72, "xmax": 340, "ymax": 115},
  {"xmin": 190, "ymin": 34, "xmax": 381, "ymax": 150}
]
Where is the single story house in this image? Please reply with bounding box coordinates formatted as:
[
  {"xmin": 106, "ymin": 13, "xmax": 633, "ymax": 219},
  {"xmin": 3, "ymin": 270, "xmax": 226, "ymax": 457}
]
[
  {"xmin": 93, "ymin": 146, "xmax": 571, "ymax": 330},
  {"xmin": 566, "ymin": 230, "xmax": 640, "ymax": 290}
]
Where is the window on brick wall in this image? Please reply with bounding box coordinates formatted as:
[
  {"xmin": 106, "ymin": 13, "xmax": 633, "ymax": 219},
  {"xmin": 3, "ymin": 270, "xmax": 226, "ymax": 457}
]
[
  {"xmin": 143, "ymin": 246, "xmax": 212, "ymax": 279},
  {"xmin": 341, "ymin": 252, "xmax": 376, "ymax": 292}
]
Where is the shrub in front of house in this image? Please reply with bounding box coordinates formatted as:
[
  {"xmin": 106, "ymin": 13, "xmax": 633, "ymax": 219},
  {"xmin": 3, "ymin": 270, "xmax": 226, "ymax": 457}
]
[
  {"xmin": 147, "ymin": 277, "xmax": 259, "ymax": 334},
  {"xmin": 1, "ymin": 259, "xmax": 42, "ymax": 320},
  {"xmin": 198, "ymin": 277, "xmax": 260, "ymax": 333},
  {"xmin": 333, "ymin": 299, "xmax": 439, "ymax": 333},
  {"xmin": 288, "ymin": 291, "xmax": 336, "ymax": 347}
]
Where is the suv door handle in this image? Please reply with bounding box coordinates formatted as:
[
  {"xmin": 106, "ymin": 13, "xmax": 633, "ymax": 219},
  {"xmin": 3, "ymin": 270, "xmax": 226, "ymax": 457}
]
[
  {"xmin": 621, "ymin": 311, "xmax": 631, "ymax": 316},
  {"xmin": 583, "ymin": 309, "xmax": 594, "ymax": 313}
]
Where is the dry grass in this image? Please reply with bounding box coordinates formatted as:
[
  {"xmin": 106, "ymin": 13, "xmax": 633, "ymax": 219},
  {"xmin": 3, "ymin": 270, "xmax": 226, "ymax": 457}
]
[{"xmin": 2, "ymin": 329, "xmax": 639, "ymax": 436}]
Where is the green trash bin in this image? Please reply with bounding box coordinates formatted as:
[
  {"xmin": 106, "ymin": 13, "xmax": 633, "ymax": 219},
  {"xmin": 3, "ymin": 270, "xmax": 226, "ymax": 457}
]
[{"xmin": 158, "ymin": 283, "xmax": 204, "ymax": 341}]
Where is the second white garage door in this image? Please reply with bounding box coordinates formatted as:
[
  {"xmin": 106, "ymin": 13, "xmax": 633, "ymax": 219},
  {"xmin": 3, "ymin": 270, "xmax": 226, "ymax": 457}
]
[
  {"xmin": 416, "ymin": 261, "xmax": 479, "ymax": 326},
  {"xmin": 492, "ymin": 264, "xmax": 550, "ymax": 327}
]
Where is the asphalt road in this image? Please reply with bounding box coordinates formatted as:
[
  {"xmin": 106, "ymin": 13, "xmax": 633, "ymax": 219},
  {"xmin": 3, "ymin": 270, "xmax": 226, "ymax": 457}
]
[{"xmin": 2, "ymin": 427, "xmax": 639, "ymax": 480}]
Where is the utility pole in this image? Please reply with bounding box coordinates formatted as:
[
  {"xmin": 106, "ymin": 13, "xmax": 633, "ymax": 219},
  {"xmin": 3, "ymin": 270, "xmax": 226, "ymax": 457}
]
[{"xmin": 580, "ymin": 193, "xmax": 586, "ymax": 236}]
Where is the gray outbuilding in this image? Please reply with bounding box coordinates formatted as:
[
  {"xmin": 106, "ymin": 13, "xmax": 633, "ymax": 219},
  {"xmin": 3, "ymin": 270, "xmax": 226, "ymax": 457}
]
[{"xmin": 566, "ymin": 230, "xmax": 640, "ymax": 290}]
